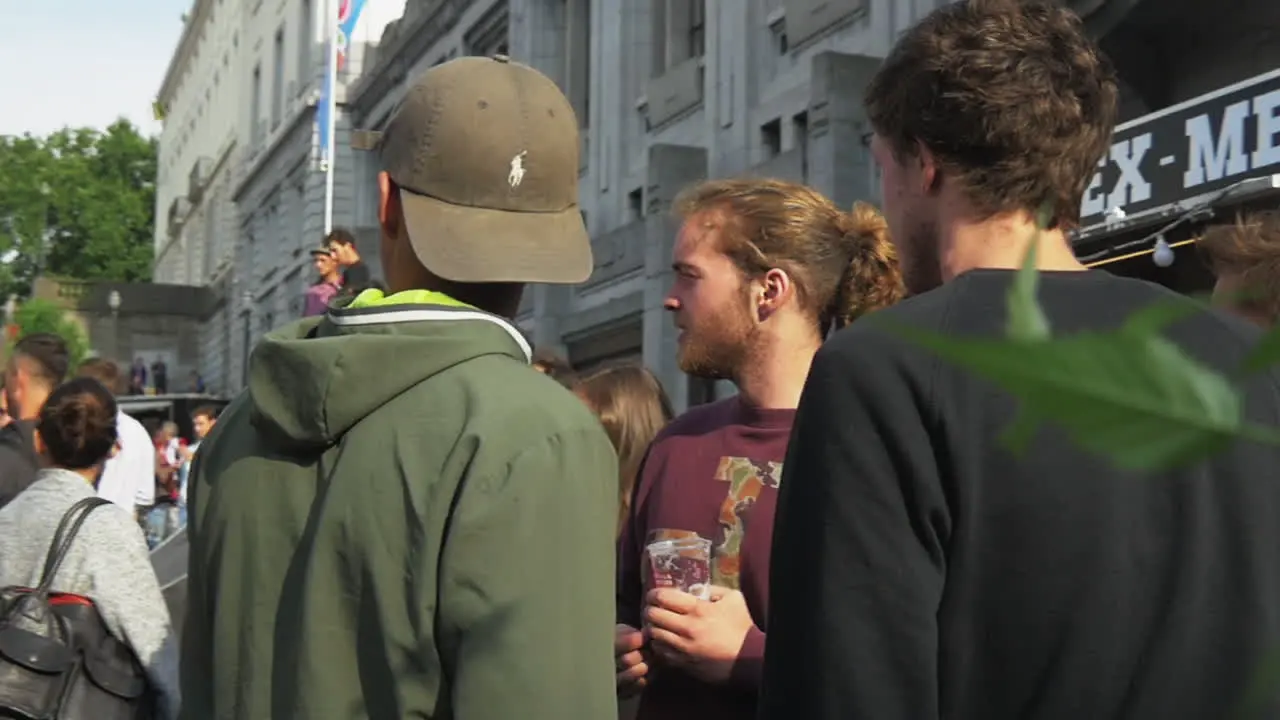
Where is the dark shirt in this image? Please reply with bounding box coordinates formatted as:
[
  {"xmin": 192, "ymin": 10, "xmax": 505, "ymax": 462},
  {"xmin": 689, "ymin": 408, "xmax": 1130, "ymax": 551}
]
[
  {"xmin": 342, "ymin": 261, "xmax": 372, "ymax": 294},
  {"xmin": 761, "ymin": 269, "xmax": 1280, "ymax": 720},
  {"xmin": 0, "ymin": 420, "xmax": 39, "ymax": 509},
  {"xmin": 618, "ymin": 396, "xmax": 793, "ymax": 720}
]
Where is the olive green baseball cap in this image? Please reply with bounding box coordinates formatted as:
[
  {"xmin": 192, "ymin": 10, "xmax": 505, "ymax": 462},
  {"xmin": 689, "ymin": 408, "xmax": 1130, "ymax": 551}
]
[{"xmin": 373, "ymin": 55, "xmax": 592, "ymax": 284}]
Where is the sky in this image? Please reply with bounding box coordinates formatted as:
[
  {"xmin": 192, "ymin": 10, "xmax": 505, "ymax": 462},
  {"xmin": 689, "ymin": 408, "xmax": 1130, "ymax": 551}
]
[{"xmin": 0, "ymin": 0, "xmax": 190, "ymax": 139}]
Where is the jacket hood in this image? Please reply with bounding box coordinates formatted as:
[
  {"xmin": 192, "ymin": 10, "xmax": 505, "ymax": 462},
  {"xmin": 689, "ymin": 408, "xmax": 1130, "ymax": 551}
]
[{"xmin": 246, "ymin": 289, "xmax": 531, "ymax": 449}]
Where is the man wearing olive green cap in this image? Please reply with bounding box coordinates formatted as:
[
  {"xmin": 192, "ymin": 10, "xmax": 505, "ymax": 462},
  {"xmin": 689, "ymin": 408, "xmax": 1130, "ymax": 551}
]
[{"xmin": 181, "ymin": 56, "xmax": 619, "ymax": 720}]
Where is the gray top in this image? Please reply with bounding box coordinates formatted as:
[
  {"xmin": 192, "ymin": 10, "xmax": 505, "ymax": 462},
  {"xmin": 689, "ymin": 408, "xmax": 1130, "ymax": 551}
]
[{"xmin": 0, "ymin": 468, "xmax": 181, "ymax": 719}]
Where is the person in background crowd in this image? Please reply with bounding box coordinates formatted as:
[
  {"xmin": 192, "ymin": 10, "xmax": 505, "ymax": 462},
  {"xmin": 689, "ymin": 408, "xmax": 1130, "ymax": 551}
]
[
  {"xmin": 761, "ymin": 2, "xmax": 1280, "ymax": 719},
  {"xmin": 76, "ymin": 359, "xmax": 156, "ymax": 519},
  {"xmin": 0, "ymin": 377, "xmax": 180, "ymax": 718},
  {"xmin": 183, "ymin": 57, "xmax": 619, "ymax": 720},
  {"xmin": 615, "ymin": 179, "xmax": 904, "ymax": 720},
  {"xmin": 0, "ymin": 333, "xmax": 69, "ymax": 509},
  {"xmin": 151, "ymin": 356, "xmax": 169, "ymax": 395},
  {"xmin": 130, "ymin": 357, "xmax": 147, "ymax": 395},
  {"xmin": 187, "ymin": 370, "xmax": 206, "ymax": 394},
  {"xmin": 303, "ymin": 245, "xmax": 345, "ymax": 317},
  {"xmin": 326, "ymin": 228, "xmax": 378, "ymax": 298},
  {"xmin": 176, "ymin": 404, "xmax": 218, "ymax": 529},
  {"xmin": 574, "ymin": 364, "xmax": 674, "ymax": 536},
  {"xmin": 1199, "ymin": 211, "xmax": 1280, "ymax": 327},
  {"xmin": 532, "ymin": 346, "xmax": 579, "ymax": 388},
  {"xmin": 144, "ymin": 422, "xmax": 182, "ymax": 548},
  {"xmin": 0, "ymin": 386, "xmax": 10, "ymax": 429}
]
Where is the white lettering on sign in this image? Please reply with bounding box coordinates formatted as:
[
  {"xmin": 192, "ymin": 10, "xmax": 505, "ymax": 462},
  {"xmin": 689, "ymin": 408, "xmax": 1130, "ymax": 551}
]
[
  {"xmin": 1080, "ymin": 71, "xmax": 1280, "ymax": 225},
  {"xmin": 1254, "ymin": 88, "xmax": 1280, "ymax": 171},
  {"xmin": 1108, "ymin": 135, "xmax": 1152, "ymax": 209},
  {"xmin": 1082, "ymin": 134, "xmax": 1153, "ymax": 219},
  {"xmin": 1184, "ymin": 99, "xmax": 1250, "ymax": 189}
]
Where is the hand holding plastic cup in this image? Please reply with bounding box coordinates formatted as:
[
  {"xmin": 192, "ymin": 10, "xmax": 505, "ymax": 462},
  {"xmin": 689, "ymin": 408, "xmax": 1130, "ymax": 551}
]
[{"xmin": 644, "ymin": 534, "xmax": 712, "ymax": 601}]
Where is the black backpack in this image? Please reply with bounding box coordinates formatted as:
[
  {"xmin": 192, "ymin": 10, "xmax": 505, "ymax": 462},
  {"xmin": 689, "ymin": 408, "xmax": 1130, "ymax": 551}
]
[{"xmin": 0, "ymin": 497, "xmax": 157, "ymax": 719}]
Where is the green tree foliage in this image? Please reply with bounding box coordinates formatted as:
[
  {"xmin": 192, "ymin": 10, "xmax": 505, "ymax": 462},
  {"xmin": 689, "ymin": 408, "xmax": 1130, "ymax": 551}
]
[
  {"xmin": 0, "ymin": 119, "xmax": 156, "ymax": 299},
  {"xmin": 9, "ymin": 298, "xmax": 90, "ymax": 373}
]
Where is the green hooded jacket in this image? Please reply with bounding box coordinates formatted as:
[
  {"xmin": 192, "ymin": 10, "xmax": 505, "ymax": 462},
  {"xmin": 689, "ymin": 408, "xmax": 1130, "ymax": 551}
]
[{"xmin": 180, "ymin": 290, "xmax": 620, "ymax": 720}]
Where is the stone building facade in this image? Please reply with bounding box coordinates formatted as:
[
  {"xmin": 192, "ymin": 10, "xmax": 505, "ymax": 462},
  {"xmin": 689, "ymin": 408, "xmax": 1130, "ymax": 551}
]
[
  {"xmin": 156, "ymin": 0, "xmax": 1280, "ymax": 401},
  {"xmin": 344, "ymin": 0, "xmax": 940, "ymax": 412},
  {"xmin": 152, "ymin": 0, "xmax": 248, "ymax": 394},
  {"xmin": 32, "ymin": 278, "xmax": 210, "ymax": 389}
]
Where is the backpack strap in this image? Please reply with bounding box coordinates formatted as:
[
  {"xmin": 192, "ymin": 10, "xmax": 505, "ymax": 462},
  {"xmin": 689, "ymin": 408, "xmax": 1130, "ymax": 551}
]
[{"xmin": 35, "ymin": 497, "xmax": 113, "ymax": 594}]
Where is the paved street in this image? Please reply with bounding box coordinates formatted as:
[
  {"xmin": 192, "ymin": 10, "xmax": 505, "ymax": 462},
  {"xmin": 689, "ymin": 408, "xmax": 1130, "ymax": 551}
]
[{"xmin": 151, "ymin": 527, "xmax": 188, "ymax": 633}]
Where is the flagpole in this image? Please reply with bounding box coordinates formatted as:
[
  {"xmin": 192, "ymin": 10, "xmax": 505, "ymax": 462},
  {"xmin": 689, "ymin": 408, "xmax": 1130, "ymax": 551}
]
[{"xmin": 322, "ymin": 0, "xmax": 339, "ymax": 236}]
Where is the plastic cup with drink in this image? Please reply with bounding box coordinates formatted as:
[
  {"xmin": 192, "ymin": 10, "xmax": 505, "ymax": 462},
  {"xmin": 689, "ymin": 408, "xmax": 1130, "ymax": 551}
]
[{"xmin": 644, "ymin": 533, "xmax": 712, "ymax": 601}]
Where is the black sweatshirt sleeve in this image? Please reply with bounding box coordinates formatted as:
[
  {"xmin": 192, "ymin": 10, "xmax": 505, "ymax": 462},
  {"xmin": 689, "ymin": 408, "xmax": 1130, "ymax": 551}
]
[{"xmin": 760, "ymin": 328, "xmax": 951, "ymax": 720}]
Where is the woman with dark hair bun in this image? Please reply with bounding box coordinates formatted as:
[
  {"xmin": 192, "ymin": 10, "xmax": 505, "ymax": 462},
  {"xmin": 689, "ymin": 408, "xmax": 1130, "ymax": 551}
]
[{"xmin": 0, "ymin": 377, "xmax": 181, "ymax": 718}]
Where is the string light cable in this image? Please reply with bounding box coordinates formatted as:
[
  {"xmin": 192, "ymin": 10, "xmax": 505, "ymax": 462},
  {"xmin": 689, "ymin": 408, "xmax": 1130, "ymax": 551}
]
[{"xmin": 1076, "ymin": 173, "xmax": 1280, "ymax": 267}]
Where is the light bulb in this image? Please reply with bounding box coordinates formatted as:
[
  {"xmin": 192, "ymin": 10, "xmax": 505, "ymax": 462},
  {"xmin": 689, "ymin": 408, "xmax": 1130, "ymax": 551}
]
[{"xmin": 1152, "ymin": 234, "xmax": 1175, "ymax": 268}]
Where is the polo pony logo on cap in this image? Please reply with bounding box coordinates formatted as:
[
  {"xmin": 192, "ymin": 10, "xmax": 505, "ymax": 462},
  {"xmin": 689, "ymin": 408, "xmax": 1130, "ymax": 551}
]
[{"xmin": 508, "ymin": 150, "xmax": 528, "ymax": 189}]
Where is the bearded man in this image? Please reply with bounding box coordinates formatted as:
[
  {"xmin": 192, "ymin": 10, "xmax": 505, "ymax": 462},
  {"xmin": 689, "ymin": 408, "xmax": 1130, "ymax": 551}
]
[{"xmin": 612, "ymin": 178, "xmax": 903, "ymax": 719}]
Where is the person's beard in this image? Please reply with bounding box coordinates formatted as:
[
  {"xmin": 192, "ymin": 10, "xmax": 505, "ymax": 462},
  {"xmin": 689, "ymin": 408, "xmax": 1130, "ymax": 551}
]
[
  {"xmin": 676, "ymin": 289, "xmax": 758, "ymax": 382},
  {"xmin": 897, "ymin": 215, "xmax": 944, "ymax": 296}
]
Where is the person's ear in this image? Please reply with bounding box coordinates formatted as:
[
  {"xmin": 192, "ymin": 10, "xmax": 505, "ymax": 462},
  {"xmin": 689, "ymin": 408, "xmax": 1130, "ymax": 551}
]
[
  {"xmin": 377, "ymin": 172, "xmax": 401, "ymax": 238},
  {"xmin": 916, "ymin": 140, "xmax": 940, "ymax": 193},
  {"xmin": 756, "ymin": 268, "xmax": 793, "ymax": 321},
  {"xmin": 32, "ymin": 428, "xmax": 46, "ymax": 457}
]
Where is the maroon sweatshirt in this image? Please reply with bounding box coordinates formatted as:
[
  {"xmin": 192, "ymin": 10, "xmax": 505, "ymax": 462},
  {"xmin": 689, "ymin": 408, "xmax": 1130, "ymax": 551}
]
[{"xmin": 617, "ymin": 396, "xmax": 795, "ymax": 720}]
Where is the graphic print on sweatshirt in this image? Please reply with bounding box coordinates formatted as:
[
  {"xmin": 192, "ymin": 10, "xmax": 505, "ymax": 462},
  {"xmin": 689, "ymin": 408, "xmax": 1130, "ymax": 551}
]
[{"xmin": 711, "ymin": 456, "xmax": 782, "ymax": 589}]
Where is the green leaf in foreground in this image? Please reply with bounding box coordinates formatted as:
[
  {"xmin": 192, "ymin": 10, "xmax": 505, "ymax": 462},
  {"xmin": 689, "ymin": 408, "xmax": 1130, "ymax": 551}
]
[
  {"xmin": 1006, "ymin": 237, "xmax": 1051, "ymax": 341},
  {"xmin": 893, "ymin": 326, "xmax": 1280, "ymax": 471}
]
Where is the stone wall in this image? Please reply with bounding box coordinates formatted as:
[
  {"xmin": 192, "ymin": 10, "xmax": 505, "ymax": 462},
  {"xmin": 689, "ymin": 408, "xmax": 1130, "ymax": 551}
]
[{"xmin": 33, "ymin": 278, "xmax": 212, "ymax": 394}]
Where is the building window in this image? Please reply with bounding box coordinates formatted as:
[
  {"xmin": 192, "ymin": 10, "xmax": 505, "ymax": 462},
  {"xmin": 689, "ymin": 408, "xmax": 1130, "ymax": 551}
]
[
  {"xmin": 566, "ymin": 0, "xmax": 591, "ymax": 128},
  {"xmin": 761, "ymin": 118, "xmax": 782, "ymax": 159},
  {"xmin": 688, "ymin": 1, "xmax": 705, "ymax": 59},
  {"xmin": 465, "ymin": 5, "xmax": 509, "ymax": 57},
  {"xmin": 250, "ymin": 63, "xmax": 262, "ymax": 143},
  {"xmin": 271, "ymin": 26, "xmax": 286, "ymax": 128},
  {"xmin": 298, "ymin": 0, "xmax": 312, "ymax": 89},
  {"xmin": 627, "ymin": 188, "xmax": 643, "ymax": 222},
  {"xmin": 794, "ymin": 111, "xmax": 809, "ymax": 178},
  {"xmin": 652, "ymin": 0, "xmax": 706, "ymax": 75},
  {"xmin": 771, "ymin": 19, "xmax": 788, "ymax": 54}
]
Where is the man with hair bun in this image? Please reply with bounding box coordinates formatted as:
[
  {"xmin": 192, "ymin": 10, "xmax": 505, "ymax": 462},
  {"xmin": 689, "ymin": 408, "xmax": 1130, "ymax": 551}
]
[{"xmin": 614, "ymin": 177, "xmax": 902, "ymax": 720}]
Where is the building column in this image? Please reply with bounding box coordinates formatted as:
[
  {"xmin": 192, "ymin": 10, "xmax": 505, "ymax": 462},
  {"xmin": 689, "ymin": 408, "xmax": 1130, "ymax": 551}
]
[
  {"xmin": 807, "ymin": 52, "xmax": 882, "ymax": 209},
  {"xmin": 510, "ymin": 0, "xmax": 567, "ymax": 83},
  {"xmin": 643, "ymin": 143, "xmax": 707, "ymax": 414},
  {"xmin": 531, "ymin": 284, "xmax": 572, "ymax": 357}
]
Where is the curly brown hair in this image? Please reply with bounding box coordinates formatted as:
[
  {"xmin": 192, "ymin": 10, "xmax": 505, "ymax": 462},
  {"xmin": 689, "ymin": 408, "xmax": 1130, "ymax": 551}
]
[
  {"xmin": 673, "ymin": 178, "xmax": 904, "ymax": 333},
  {"xmin": 865, "ymin": 0, "xmax": 1118, "ymax": 230},
  {"xmin": 1199, "ymin": 211, "xmax": 1280, "ymax": 324}
]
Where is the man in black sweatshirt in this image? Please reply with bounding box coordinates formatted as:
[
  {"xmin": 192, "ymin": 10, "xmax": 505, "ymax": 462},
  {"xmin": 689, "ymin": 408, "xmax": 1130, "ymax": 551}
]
[
  {"xmin": 760, "ymin": 1, "xmax": 1280, "ymax": 719},
  {"xmin": 0, "ymin": 333, "xmax": 68, "ymax": 509}
]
